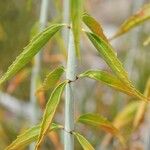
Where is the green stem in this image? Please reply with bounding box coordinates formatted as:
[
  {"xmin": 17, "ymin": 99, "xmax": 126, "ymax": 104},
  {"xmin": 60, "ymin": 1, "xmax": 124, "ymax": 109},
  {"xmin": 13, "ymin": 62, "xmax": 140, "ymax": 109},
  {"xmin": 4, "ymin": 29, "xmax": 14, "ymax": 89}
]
[
  {"xmin": 62, "ymin": 0, "xmax": 70, "ymax": 45},
  {"xmin": 64, "ymin": 29, "xmax": 77, "ymax": 150}
]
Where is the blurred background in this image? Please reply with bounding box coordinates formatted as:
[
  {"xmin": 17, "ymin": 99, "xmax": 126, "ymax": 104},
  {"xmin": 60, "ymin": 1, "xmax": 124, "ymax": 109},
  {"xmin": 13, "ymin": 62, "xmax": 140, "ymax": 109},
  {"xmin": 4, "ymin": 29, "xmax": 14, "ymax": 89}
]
[{"xmin": 0, "ymin": 0, "xmax": 150, "ymax": 149}]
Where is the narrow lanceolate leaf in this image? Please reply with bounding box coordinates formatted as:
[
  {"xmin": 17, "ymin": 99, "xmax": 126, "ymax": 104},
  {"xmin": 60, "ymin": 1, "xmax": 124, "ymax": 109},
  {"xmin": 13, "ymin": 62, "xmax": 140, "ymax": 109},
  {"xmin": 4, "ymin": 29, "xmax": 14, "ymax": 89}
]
[
  {"xmin": 73, "ymin": 132, "xmax": 95, "ymax": 150},
  {"xmin": 77, "ymin": 113, "xmax": 124, "ymax": 144},
  {"xmin": 133, "ymin": 78, "xmax": 150, "ymax": 128},
  {"xmin": 37, "ymin": 66, "xmax": 65, "ymax": 93},
  {"xmin": 71, "ymin": 0, "xmax": 83, "ymax": 57},
  {"xmin": 82, "ymin": 13, "xmax": 108, "ymax": 43},
  {"xmin": 86, "ymin": 31, "xmax": 148, "ymax": 101},
  {"xmin": 143, "ymin": 36, "xmax": 150, "ymax": 46},
  {"xmin": 35, "ymin": 81, "xmax": 67, "ymax": 150},
  {"xmin": 5, "ymin": 123, "xmax": 62, "ymax": 150},
  {"xmin": 113, "ymin": 101, "xmax": 140, "ymax": 129},
  {"xmin": 79, "ymin": 70, "xmax": 133, "ymax": 96},
  {"xmin": 111, "ymin": 3, "xmax": 150, "ymax": 39},
  {"xmin": 0, "ymin": 24, "xmax": 64, "ymax": 85}
]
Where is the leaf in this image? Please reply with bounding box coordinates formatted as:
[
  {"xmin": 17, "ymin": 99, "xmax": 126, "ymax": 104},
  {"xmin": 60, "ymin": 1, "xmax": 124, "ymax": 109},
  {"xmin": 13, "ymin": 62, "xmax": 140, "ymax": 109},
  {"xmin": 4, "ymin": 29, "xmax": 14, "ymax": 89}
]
[
  {"xmin": 5, "ymin": 123, "xmax": 62, "ymax": 150},
  {"xmin": 73, "ymin": 132, "xmax": 95, "ymax": 150},
  {"xmin": 35, "ymin": 81, "xmax": 67, "ymax": 150},
  {"xmin": 36, "ymin": 66, "xmax": 65, "ymax": 93},
  {"xmin": 77, "ymin": 113, "xmax": 124, "ymax": 144},
  {"xmin": 143, "ymin": 36, "xmax": 150, "ymax": 46},
  {"xmin": 0, "ymin": 24, "xmax": 64, "ymax": 85},
  {"xmin": 79, "ymin": 70, "xmax": 133, "ymax": 96},
  {"xmin": 85, "ymin": 31, "xmax": 148, "ymax": 101},
  {"xmin": 133, "ymin": 78, "xmax": 150, "ymax": 128},
  {"xmin": 71, "ymin": 0, "xmax": 83, "ymax": 57},
  {"xmin": 82, "ymin": 13, "xmax": 108, "ymax": 43},
  {"xmin": 113, "ymin": 101, "xmax": 140, "ymax": 129},
  {"xmin": 111, "ymin": 3, "xmax": 150, "ymax": 39}
]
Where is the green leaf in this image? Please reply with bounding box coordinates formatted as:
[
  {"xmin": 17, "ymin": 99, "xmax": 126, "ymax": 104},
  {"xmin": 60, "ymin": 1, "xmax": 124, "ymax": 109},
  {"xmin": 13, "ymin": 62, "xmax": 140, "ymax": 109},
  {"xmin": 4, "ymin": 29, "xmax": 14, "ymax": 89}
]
[
  {"xmin": 82, "ymin": 13, "xmax": 108, "ymax": 43},
  {"xmin": 0, "ymin": 24, "xmax": 64, "ymax": 85},
  {"xmin": 143, "ymin": 36, "xmax": 150, "ymax": 46},
  {"xmin": 77, "ymin": 113, "xmax": 124, "ymax": 144},
  {"xmin": 111, "ymin": 3, "xmax": 150, "ymax": 39},
  {"xmin": 37, "ymin": 66, "xmax": 65, "ymax": 93},
  {"xmin": 35, "ymin": 81, "xmax": 67, "ymax": 150},
  {"xmin": 85, "ymin": 31, "xmax": 148, "ymax": 101},
  {"xmin": 73, "ymin": 132, "xmax": 95, "ymax": 150},
  {"xmin": 5, "ymin": 123, "xmax": 62, "ymax": 150},
  {"xmin": 79, "ymin": 70, "xmax": 133, "ymax": 96},
  {"xmin": 71, "ymin": 0, "xmax": 83, "ymax": 57}
]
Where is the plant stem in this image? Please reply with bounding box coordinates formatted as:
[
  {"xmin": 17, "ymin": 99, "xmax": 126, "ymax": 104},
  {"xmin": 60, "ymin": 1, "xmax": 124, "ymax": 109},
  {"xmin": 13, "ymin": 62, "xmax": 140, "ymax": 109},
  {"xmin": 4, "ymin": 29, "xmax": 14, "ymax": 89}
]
[
  {"xmin": 62, "ymin": 0, "xmax": 70, "ymax": 45},
  {"xmin": 64, "ymin": 29, "xmax": 77, "ymax": 150},
  {"xmin": 29, "ymin": 0, "xmax": 49, "ymax": 149},
  {"xmin": 63, "ymin": 0, "xmax": 78, "ymax": 149},
  {"xmin": 30, "ymin": 0, "xmax": 49, "ymax": 126}
]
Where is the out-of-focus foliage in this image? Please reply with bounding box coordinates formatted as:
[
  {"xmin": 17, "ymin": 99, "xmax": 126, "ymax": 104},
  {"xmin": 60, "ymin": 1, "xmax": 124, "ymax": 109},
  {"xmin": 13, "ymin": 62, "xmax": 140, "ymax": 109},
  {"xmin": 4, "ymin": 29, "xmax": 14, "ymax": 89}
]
[
  {"xmin": 143, "ymin": 36, "xmax": 150, "ymax": 46},
  {"xmin": 133, "ymin": 78, "xmax": 150, "ymax": 128},
  {"xmin": 111, "ymin": 3, "xmax": 150, "ymax": 39}
]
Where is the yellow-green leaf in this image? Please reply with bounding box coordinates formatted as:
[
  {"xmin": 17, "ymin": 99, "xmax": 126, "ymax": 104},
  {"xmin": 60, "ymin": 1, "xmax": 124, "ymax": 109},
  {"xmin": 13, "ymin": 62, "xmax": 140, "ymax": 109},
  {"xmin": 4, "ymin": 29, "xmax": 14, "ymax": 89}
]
[
  {"xmin": 133, "ymin": 78, "xmax": 150, "ymax": 128},
  {"xmin": 35, "ymin": 81, "xmax": 67, "ymax": 150},
  {"xmin": 113, "ymin": 101, "xmax": 140, "ymax": 129},
  {"xmin": 102, "ymin": 101, "xmax": 141, "ymax": 147},
  {"xmin": 86, "ymin": 31, "xmax": 147, "ymax": 101},
  {"xmin": 5, "ymin": 123, "xmax": 62, "ymax": 150},
  {"xmin": 82, "ymin": 13, "xmax": 108, "ymax": 43},
  {"xmin": 77, "ymin": 113, "xmax": 124, "ymax": 144},
  {"xmin": 79, "ymin": 70, "xmax": 133, "ymax": 96},
  {"xmin": 73, "ymin": 132, "xmax": 95, "ymax": 150},
  {"xmin": 143, "ymin": 36, "xmax": 150, "ymax": 46},
  {"xmin": 0, "ymin": 24, "xmax": 64, "ymax": 85},
  {"xmin": 71, "ymin": 0, "xmax": 83, "ymax": 57},
  {"xmin": 111, "ymin": 3, "xmax": 150, "ymax": 39},
  {"xmin": 37, "ymin": 66, "xmax": 65, "ymax": 93}
]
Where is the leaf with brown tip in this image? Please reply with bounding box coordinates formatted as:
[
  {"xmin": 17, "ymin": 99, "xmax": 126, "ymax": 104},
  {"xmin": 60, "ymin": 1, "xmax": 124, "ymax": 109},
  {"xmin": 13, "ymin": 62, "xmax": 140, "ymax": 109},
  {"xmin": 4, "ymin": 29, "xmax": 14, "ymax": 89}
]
[
  {"xmin": 77, "ymin": 113, "xmax": 125, "ymax": 145},
  {"xmin": 111, "ymin": 3, "xmax": 150, "ymax": 39},
  {"xmin": 82, "ymin": 13, "xmax": 108, "ymax": 43}
]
